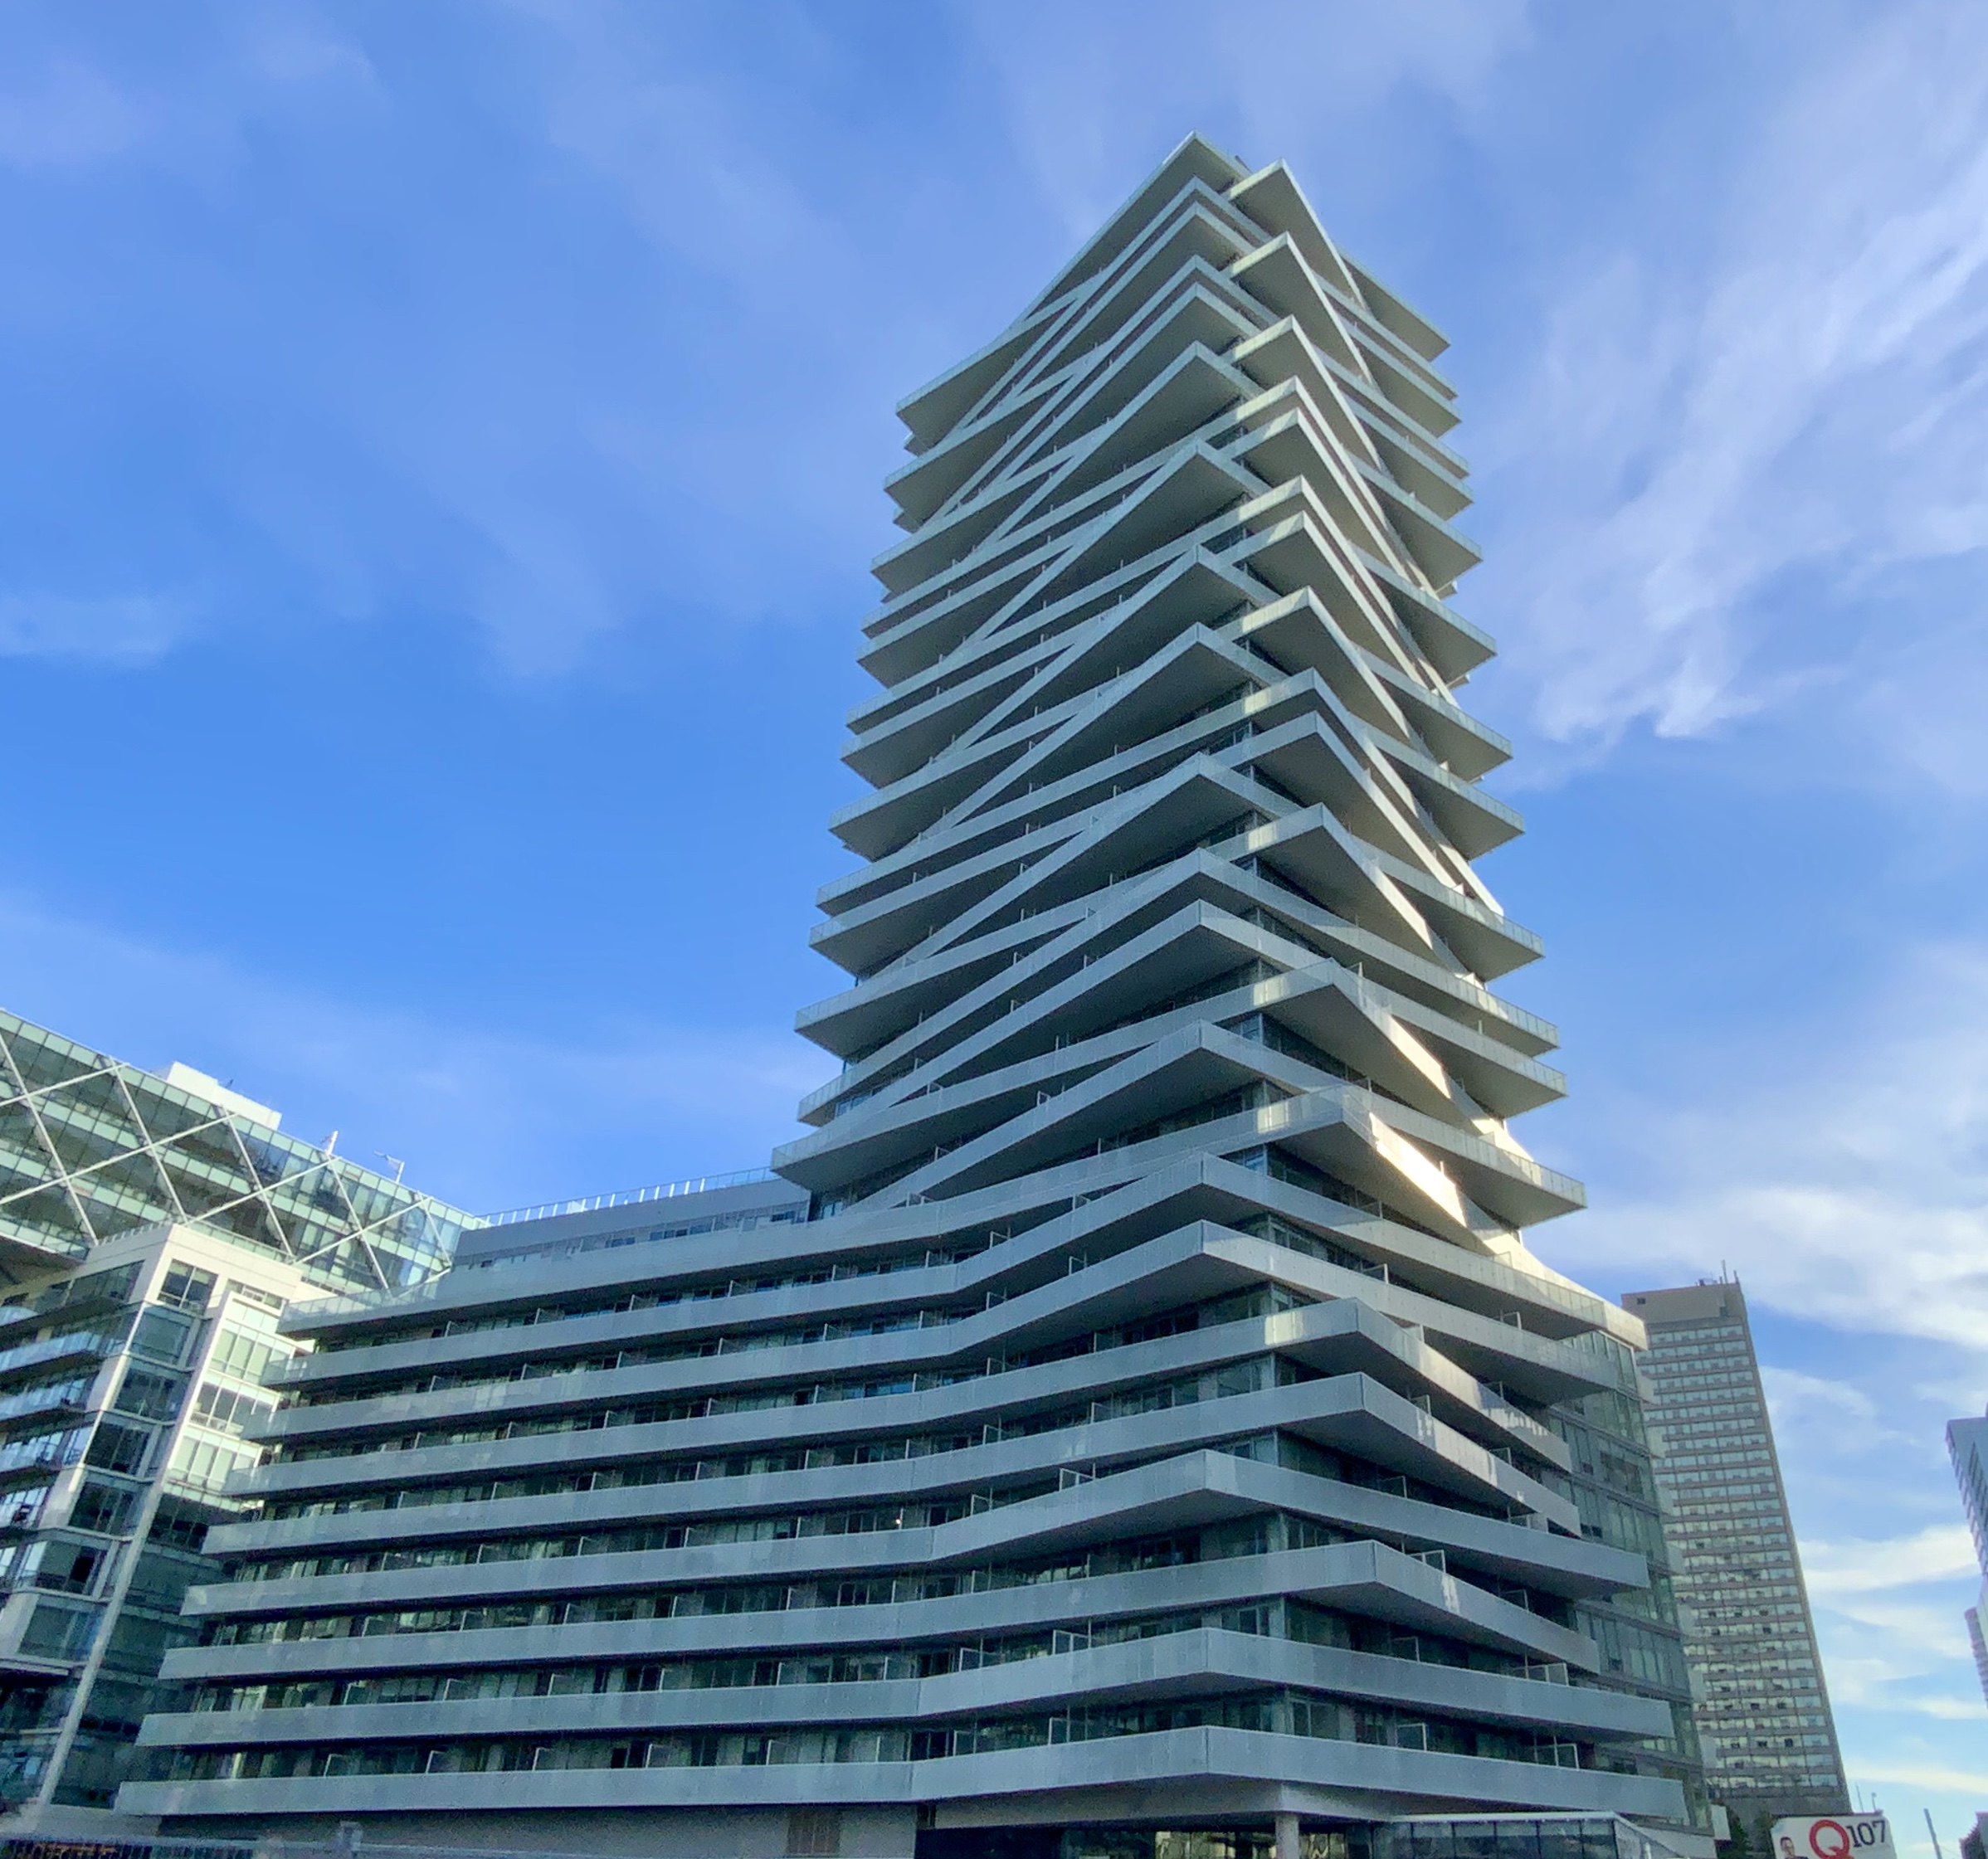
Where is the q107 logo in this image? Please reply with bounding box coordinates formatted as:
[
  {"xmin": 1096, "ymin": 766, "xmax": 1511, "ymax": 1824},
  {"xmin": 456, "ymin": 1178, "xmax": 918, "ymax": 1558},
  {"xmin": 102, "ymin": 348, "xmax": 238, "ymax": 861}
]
[{"xmin": 1800, "ymin": 1822, "xmax": 1890, "ymax": 1859}]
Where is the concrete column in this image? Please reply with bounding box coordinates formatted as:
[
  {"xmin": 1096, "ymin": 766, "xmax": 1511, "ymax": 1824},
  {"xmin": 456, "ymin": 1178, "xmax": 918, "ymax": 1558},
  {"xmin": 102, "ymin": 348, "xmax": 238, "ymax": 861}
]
[{"xmin": 1277, "ymin": 1812, "xmax": 1303, "ymax": 1859}]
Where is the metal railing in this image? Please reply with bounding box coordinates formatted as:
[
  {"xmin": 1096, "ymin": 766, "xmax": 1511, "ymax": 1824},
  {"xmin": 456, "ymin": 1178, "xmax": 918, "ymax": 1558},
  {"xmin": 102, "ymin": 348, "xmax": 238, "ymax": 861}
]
[{"xmin": 480, "ymin": 1168, "xmax": 777, "ymax": 1228}]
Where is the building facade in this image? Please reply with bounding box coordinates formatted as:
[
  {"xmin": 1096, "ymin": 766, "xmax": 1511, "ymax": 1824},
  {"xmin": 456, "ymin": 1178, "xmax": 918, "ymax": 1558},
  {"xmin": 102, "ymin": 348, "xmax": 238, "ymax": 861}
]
[
  {"xmin": 1621, "ymin": 1284, "xmax": 1846, "ymax": 1824},
  {"xmin": 1943, "ymin": 1412, "xmax": 1988, "ymax": 1708},
  {"xmin": 127, "ymin": 135, "xmax": 1703, "ymax": 1858},
  {"xmin": 1543, "ymin": 1342, "xmax": 1705, "ymax": 1831},
  {"xmin": 0, "ymin": 1225, "xmax": 348, "ymax": 1823},
  {"xmin": 0, "ymin": 1018, "xmax": 475, "ymax": 1830}
]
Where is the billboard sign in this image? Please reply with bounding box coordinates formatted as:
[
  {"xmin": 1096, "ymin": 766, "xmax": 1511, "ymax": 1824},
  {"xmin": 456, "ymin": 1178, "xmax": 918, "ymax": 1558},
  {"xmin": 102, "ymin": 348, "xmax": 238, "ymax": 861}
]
[{"xmin": 1773, "ymin": 1817, "xmax": 1896, "ymax": 1859}]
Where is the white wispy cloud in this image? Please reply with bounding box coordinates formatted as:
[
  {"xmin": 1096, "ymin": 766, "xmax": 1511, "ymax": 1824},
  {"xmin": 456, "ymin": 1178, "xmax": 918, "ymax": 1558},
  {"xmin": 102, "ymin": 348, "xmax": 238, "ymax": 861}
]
[
  {"xmin": 1540, "ymin": 940, "xmax": 1988, "ymax": 1351},
  {"xmin": 1803, "ymin": 1525, "xmax": 1979, "ymax": 1598},
  {"xmin": 1854, "ymin": 1760, "xmax": 1988, "ymax": 1795},
  {"xmin": 967, "ymin": 0, "xmax": 1528, "ymax": 244},
  {"xmin": 0, "ymin": 55, "xmax": 145, "ymax": 170},
  {"xmin": 1483, "ymin": 0, "xmax": 1988, "ymax": 763},
  {"xmin": 1758, "ymin": 1368, "xmax": 1930, "ymax": 1473},
  {"xmin": 0, "ymin": 591, "xmax": 199, "ymax": 666},
  {"xmin": 1854, "ymin": 1694, "xmax": 1988, "ymax": 1725}
]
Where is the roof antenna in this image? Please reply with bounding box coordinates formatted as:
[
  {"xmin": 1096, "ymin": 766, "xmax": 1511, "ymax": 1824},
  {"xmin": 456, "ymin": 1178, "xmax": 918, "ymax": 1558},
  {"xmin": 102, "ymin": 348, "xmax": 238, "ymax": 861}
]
[
  {"xmin": 322, "ymin": 1129, "xmax": 339, "ymax": 1156},
  {"xmin": 1926, "ymin": 1811, "xmax": 1945, "ymax": 1859}
]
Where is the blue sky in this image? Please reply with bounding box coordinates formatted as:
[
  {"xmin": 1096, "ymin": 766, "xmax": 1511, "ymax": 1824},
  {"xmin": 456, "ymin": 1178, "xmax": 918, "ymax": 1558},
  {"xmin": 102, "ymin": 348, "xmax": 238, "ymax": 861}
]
[{"xmin": 5, "ymin": 0, "xmax": 1988, "ymax": 1832}]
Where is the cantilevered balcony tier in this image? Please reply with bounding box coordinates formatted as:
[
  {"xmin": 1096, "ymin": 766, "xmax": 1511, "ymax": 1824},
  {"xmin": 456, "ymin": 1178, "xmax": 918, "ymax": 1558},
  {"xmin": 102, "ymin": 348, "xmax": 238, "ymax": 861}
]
[
  {"xmin": 124, "ymin": 1725, "xmax": 1686, "ymax": 1827},
  {"xmin": 263, "ymin": 1197, "xmax": 1631, "ymax": 1424},
  {"xmin": 846, "ymin": 546, "xmax": 1257, "ymax": 748},
  {"xmin": 804, "ymin": 1034, "xmax": 1576, "ymax": 1247},
  {"xmin": 147, "ymin": 1629, "xmax": 1669, "ymax": 1761},
  {"xmin": 1228, "ymin": 163, "xmax": 1362, "ymax": 306},
  {"xmin": 202, "ymin": 1443, "xmax": 1610, "ymax": 1637},
  {"xmin": 859, "ymin": 465, "xmax": 1259, "ymax": 690},
  {"xmin": 257, "ymin": 1289, "xmax": 1567, "ymax": 1489},
  {"xmin": 237, "ymin": 1355, "xmax": 1576, "ymax": 1548},
  {"xmin": 830, "ymin": 624, "xmax": 1275, "ymax": 863},
  {"xmin": 799, "ymin": 854, "xmax": 1559, "ymax": 1075},
  {"xmin": 1229, "ymin": 172, "xmax": 1456, "ymax": 399},
  {"xmin": 871, "ymin": 304, "xmax": 1256, "ymax": 600},
  {"xmin": 1228, "ymin": 238, "xmax": 1458, "ymax": 442},
  {"xmin": 796, "ymin": 908, "xmax": 1554, "ymax": 1140},
  {"xmin": 1023, "ymin": 210, "xmax": 1260, "ymax": 398},
  {"xmin": 1231, "ymin": 315, "xmax": 1467, "ymax": 501},
  {"xmin": 1021, "ymin": 139, "xmax": 1250, "ymax": 327}
]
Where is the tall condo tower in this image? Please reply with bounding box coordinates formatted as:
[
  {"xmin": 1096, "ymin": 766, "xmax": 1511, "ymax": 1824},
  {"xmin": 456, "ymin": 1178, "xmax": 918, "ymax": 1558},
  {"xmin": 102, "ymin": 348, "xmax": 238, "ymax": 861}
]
[
  {"xmin": 778, "ymin": 132, "xmax": 1697, "ymax": 1846},
  {"xmin": 123, "ymin": 137, "xmax": 1701, "ymax": 1859},
  {"xmin": 1623, "ymin": 1283, "xmax": 1848, "ymax": 1824}
]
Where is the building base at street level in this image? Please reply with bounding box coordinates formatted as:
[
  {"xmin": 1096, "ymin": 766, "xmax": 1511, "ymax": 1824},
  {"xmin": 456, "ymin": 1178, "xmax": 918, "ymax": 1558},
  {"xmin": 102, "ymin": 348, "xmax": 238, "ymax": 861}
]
[
  {"xmin": 25, "ymin": 1811, "xmax": 1712, "ymax": 1859},
  {"xmin": 0, "ymin": 1798, "xmax": 162, "ymax": 1845}
]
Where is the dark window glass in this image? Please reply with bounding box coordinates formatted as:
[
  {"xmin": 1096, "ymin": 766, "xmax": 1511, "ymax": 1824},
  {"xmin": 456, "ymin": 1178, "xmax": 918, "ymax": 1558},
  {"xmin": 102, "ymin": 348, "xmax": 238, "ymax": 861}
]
[
  {"xmin": 158, "ymin": 1264, "xmax": 217, "ymax": 1312},
  {"xmin": 115, "ymin": 1365, "xmax": 187, "ymax": 1421},
  {"xmin": 85, "ymin": 1421, "xmax": 153, "ymax": 1477},
  {"xmin": 70, "ymin": 1481, "xmax": 139, "ymax": 1535},
  {"xmin": 131, "ymin": 1307, "xmax": 194, "ymax": 1364}
]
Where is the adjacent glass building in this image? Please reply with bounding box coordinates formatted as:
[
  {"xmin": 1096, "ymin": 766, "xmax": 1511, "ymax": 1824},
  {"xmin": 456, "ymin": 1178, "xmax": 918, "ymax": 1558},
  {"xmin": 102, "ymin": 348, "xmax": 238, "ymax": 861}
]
[
  {"xmin": 0, "ymin": 1228, "xmax": 313, "ymax": 1819},
  {"xmin": 1621, "ymin": 1283, "xmax": 1846, "ymax": 1826},
  {"xmin": 125, "ymin": 134, "xmax": 1707, "ymax": 1859},
  {"xmin": 0, "ymin": 1015, "xmax": 475, "ymax": 1832},
  {"xmin": 1, "ymin": 1009, "xmax": 470, "ymax": 1297},
  {"xmin": 1544, "ymin": 1339, "xmax": 1706, "ymax": 1832}
]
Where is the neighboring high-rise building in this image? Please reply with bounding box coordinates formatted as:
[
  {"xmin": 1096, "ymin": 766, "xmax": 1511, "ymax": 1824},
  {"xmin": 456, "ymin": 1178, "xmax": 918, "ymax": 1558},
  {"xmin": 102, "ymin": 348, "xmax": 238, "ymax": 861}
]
[
  {"xmin": 0, "ymin": 1015, "xmax": 475, "ymax": 1832},
  {"xmin": 1943, "ymin": 1411, "xmax": 1988, "ymax": 1708},
  {"xmin": 126, "ymin": 134, "xmax": 1705, "ymax": 1859},
  {"xmin": 0, "ymin": 1226, "xmax": 315, "ymax": 1824},
  {"xmin": 1622, "ymin": 1283, "xmax": 1847, "ymax": 1823},
  {"xmin": 1, "ymin": 1009, "xmax": 470, "ymax": 1297}
]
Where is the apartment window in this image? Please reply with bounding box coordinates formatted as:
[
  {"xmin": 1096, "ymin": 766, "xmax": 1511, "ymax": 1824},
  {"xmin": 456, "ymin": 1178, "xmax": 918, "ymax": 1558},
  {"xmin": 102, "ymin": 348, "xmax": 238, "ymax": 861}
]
[
  {"xmin": 69, "ymin": 1480, "xmax": 139, "ymax": 1536},
  {"xmin": 149, "ymin": 1496, "xmax": 213, "ymax": 1554},
  {"xmin": 33, "ymin": 1263, "xmax": 140, "ymax": 1313},
  {"xmin": 193, "ymin": 1382, "xmax": 276, "ymax": 1437},
  {"xmin": 208, "ymin": 1327, "xmax": 286, "ymax": 1386},
  {"xmin": 33, "ymin": 1540, "xmax": 102, "ymax": 1595},
  {"xmin": 169, "ymin": 1435, "xmax": 259, "ymax": 1492},
  {"xmin": 788, "ymin": 1809, "xmax": 843, "ymax": 1857},
  {"xmin": 85, "ymin": 1421, "xmax": 153, "ymax": 1477},
  {"xmin": 20, "ymin": 1599, "xmax": 100, "ymax": 1659},
  {"xmin": 158, "ymin": 1264, "xmax": 217, "ymax": 1313},
  {"xmin": 114, "ymin": 1365, "xmax": 188, "ymax": 1422},
  {"xmin": 131, "ymin": 1307, "xmax": 195, "ymax": 1365}
]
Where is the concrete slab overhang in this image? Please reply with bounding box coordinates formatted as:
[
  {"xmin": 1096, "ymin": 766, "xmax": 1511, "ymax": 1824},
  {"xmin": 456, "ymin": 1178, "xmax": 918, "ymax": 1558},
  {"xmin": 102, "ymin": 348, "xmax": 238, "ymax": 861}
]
[
  {"xmin": 144, "ymin": 1628, "xmax": 1669, "ymax": 1751},
  {"xmin": 119, "ymin": 1724, "xmax": 1687, "ymax": 1823}
]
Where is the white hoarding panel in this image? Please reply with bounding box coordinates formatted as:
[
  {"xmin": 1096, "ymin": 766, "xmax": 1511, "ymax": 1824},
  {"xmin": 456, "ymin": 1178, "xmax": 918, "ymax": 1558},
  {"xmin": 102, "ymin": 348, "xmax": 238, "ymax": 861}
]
[{"xmin": 1773, "ymin": 1817, "xmax": 1896, "ymax": 1859}]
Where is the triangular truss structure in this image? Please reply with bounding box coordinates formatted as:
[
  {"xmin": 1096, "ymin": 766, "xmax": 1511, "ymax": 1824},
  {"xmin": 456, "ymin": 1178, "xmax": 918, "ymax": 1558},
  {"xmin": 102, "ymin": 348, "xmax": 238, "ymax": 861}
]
[{"xmin": 0, "ymin": 1010, "xmax": 472, "ymax": 1294}]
